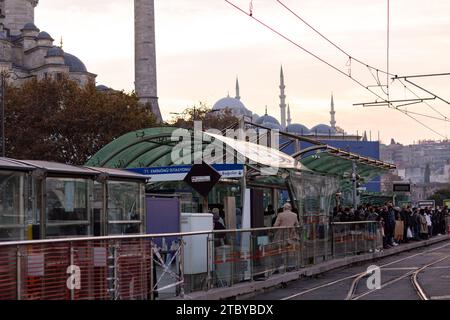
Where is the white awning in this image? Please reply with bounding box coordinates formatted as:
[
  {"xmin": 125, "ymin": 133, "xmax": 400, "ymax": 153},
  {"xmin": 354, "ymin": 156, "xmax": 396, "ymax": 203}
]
[{"xmin": 204, "ymin": 132, "xmax": 304, "ymax": 171}]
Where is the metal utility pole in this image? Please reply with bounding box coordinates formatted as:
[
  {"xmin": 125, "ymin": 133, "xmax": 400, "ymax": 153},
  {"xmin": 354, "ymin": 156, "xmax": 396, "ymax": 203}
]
[
  {"xmin": 0, "ymin": 72, "xmax": 5, "ymax": 157},
  {"xmin": 352, "ymin": 161, "xmax": 357, "ymax": 210}
]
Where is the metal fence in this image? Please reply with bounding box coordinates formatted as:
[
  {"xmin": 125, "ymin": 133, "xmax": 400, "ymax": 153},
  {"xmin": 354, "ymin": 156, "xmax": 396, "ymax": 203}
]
[{"xmin": 0, "ymin": 222, "xmax": 383, "ymax": 300}]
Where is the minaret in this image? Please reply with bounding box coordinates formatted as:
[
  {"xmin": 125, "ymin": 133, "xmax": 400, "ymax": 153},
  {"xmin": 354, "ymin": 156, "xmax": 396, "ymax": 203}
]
[
  {"xmin": 2, "ymin": 0, "xmax": 39, "ymax": 36},
  {"xmin": 362, "ymin": 131, "xmax": 368, "ymax": 141},
  {"xmin": 330, "ymin": 93, "xmax": 336, "ymax": 130},
  {"xmin": 279, "ymin": 66, "xmax": 287, "ymax": 130},
  {"xmin": 287, "ymin": 104, "xmax": 292, "ymax": 126},
  {"xmin": 235, "ymin": 77, "xmax": 241, "ymax": 100},
  {"xmin": 135, "ymin": 0, "xmax": 162, "ymax": 121}
]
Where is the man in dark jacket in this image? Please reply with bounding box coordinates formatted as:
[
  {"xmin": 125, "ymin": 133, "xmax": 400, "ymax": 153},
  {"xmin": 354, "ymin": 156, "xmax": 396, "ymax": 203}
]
[
  {"xmin": 412, "ymin": 208, "xmax": 421, "ymax": 240},
  {"xmin": 386, "ymin": 204, "xmax": 396, "ymax": 246}
]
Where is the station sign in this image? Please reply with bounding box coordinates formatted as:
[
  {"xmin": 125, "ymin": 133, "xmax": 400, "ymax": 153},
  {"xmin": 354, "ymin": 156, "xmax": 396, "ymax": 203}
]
[
  {"xmin": 417, "ymin": 200, "xmax": 435, "ymax": 209},
  {"xmin": 127, "ymin": 164, "xmax": 244, "ymax": 182},
  {"xmin": 190, "ymin": 176, "xmax": 211, "ymax": 183},
  {"xmin": 393, "ymin": 182, "xmax": 411, "ymax": 192},
  {"xmin": 184, "ymin": 162, "xmax": 221, "ymax": 197}
]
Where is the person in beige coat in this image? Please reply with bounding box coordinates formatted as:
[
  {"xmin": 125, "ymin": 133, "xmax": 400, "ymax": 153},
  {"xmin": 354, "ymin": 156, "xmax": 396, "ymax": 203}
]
[{"xmin": 273, "ymin": 203, "xmax": 299, "ymax": 244}]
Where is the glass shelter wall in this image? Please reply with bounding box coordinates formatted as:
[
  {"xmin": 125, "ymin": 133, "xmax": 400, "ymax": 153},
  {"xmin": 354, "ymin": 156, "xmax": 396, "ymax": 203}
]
[
  {"xmin": 0, "ymin": 171, "xmax": 28, "ymax": 241},
  {"xmin": 107, "ymin": 181, "xmax": 145, "ymax": 235},
  {"xmin": 289, "ymin": 171, "xmax": 340, "ymax": 265},
  {"xmin": 45, "ymin": 177, "xmax": 93, "ymax": 238}
]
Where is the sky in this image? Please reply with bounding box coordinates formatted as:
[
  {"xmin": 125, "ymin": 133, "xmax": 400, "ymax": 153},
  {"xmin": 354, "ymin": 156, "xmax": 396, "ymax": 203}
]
[{"xmin": 35, "ymin": 0, "xmax": 450, "ymax": 145}]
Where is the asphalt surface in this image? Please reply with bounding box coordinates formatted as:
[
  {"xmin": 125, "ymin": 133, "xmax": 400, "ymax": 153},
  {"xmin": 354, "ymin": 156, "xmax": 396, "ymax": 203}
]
[{"xmin": 250, "ymin": 238, "xmax": 450, "ymax": 300}]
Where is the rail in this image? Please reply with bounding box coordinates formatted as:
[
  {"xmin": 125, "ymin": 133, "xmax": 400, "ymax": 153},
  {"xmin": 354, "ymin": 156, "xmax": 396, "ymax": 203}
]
[{"xmin": 0, "ymin": 222, "xmax": 383, "ymax": 300}]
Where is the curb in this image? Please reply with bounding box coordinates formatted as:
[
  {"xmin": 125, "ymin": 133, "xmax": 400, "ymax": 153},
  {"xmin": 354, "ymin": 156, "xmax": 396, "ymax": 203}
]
[{"xmin": 175, "ymin": 235, "xmax": 450, "ymax": 300}]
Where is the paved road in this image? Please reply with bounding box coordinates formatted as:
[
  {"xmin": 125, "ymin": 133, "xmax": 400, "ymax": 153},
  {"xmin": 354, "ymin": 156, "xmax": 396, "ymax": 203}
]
[{"xmin": 250, "ymin": 239, "xmax": 450, "ymax": 300}]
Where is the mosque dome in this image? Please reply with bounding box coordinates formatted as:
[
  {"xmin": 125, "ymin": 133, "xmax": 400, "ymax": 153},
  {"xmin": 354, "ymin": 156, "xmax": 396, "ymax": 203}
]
[
  {"xmin": 310, "ymin": 124, "xmax": 336, "ymax": 134},
  {"xmin": 63, "ymin": 53, "xmax": 88, "ymax": 72},
  {"xmin": 287, "ymin": 123, "xmax": 310, "ymax": 135},
  {"xmin": 256, "ymin": 114, "xmax": 280, "ymax": 126},
  {"xmin": 96, "ymin": 84, "xmax": 110, "ymax": 92},
  {"xmin": 46, "ymin": 46, "xmax": 64, "ymax": 57},
  {"xmin": 37, "ymin": 31, "xmax": 54, "ymax": 41},
  {"xmin": 212, "ymin": 96, "xmax": 251, "ymax": 116},
  {"xmin": 22, "ymin": 23, "xmax": 39, "ymax": 31}
]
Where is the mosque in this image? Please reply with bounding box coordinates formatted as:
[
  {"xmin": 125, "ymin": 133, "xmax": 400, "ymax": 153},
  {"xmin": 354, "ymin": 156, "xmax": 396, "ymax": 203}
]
[
  {"xmin": 211, "ymin": 66, "xmax": 358, "ymax": 140},
  {"xmin": 0, "ymin": 0, "xmax": 96, "ymax": 86},
  {"xmin": 211, "ymin": 67, "xmax": 385, "ymax": 191},
  {"xmin": 0, "ymin": 0, "xmax": 162, "ymax": 120}
]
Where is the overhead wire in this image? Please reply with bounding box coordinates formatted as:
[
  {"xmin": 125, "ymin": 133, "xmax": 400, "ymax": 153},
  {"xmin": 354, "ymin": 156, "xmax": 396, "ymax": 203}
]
[
  {"xmin": 274, "ymin": 0, "xmax": 450, "ymax": 133},
  {"xmin": 224, "ymin": 0, "xmax": 390, "ymax": 104},
  {"xmin": 224, "ymin": 0, "xmax": 448, "ymax": 138},
  {"xmin": 397, "ymin": 78, "xmax": 449, "ymax": 121},
  {"xmin": 386, "ymin": 0, "xmax": 390, "ymax": 102},
  {"xmin": 276, "ymin": 0, "xmax": 395, "ymax": 77},
  {"xmin": 396, "ymin": 109, "xmax": 446, "ymax": 138}
]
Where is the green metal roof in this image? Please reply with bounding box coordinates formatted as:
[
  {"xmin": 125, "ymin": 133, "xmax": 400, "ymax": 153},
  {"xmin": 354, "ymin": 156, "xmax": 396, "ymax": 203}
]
[
  {"xmin": 85, "ymin": 127, "xmax": 303, "ymax": 175},
  {"xmin": 86, "ymin": 128, "xmax": 394, "ymax": 190},
  {"xmin": 86, "ymin": 127, "xmax": 182, "ymax": 168},
  {"xmin": 300, "ymin": 151, "xmax": 391, "ymax": 183}
]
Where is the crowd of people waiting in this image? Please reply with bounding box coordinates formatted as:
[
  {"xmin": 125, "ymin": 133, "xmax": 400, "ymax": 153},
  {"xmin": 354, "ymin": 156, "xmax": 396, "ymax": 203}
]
[{"xmin": 332, "ymin": 203, "xmax": 450, "ymax": 249}]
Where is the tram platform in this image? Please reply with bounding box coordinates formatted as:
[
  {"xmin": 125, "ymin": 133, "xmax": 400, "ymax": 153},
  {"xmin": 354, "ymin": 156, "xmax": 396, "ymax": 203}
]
[{"xmin": 175, "ymin": 234, "xmax": 450, "ymax": 300}]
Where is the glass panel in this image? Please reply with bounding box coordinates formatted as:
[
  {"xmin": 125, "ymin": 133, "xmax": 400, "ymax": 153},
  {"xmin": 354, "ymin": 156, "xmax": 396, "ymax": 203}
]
[
  {"xmin": 92, "ymin": 181, "xmax": 103, "ymax": 236},
  {"xmin": 0, "ymin": 171, "xmax": 27, "ymax": 241},
  {"xmin": 107, "ymin": 181, "xmax": 144, "ymax": 235},
  {"xmin": 204, "ymin": 132, "xmax": 303, "ymax": 170},
  {"xmin": 46, "ymin": 177, "xmax": 92, "ymax": 238},
  {"xmin": 289, "ymin": 171, "xmax": 339, "ymax": 265},
  {"xmin": 27, "ymin": 176, "xmax": 42, "ymax": 240}
]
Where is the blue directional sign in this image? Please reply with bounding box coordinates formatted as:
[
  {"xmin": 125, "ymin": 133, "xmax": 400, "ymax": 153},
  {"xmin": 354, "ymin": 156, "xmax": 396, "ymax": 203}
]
[{"xmin": 127, "ymin": 164, "xmax": 244, "ymax": 182}]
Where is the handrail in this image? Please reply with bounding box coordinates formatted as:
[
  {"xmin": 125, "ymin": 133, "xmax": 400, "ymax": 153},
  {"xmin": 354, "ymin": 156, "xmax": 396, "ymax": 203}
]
[
  {"xmin": 331, "ymin": 221, "xmax": 380, "ymax": 225},
  {"xmin": 0, "ymin": 225, "xmax": 307, "ymax": 247},
  {"xmin": 0, "ymin": 221, "xmax": 383, "ymax": 247}
]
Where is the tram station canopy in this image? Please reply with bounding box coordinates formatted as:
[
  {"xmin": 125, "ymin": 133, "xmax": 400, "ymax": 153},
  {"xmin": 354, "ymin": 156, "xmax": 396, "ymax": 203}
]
[
  {"xmin": 300, "ymin": 150, "xmax": 394, "ymax": 183},
  {"xmin": 86, "ymin": 127, "xmax": 394, "ymax": 181},
  {"xmin": 86, "ymin": 127, "xmax": 304, "ymax": 174}
]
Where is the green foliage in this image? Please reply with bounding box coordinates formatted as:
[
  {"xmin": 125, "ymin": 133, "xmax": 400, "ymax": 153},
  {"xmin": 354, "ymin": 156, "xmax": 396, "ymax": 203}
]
[
  {"xmin": 168, "ymin": 102, "xmax": 239, "ymax": 130},
  {"xmin": 428, "ymin": 188, "xmax": 450, "ymax": 206},
  {"xmin": 5, "ymin": 77, "xmax": 157, "ymax": 165}
]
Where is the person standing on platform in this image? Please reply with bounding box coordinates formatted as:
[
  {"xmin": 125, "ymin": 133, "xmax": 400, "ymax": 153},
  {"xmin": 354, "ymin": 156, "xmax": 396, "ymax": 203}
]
[
  {"xmin": 419, "ymin": 209, "xmax": 428, "ymax": 240},
  {"xmin": 273, "ymin": 203, "xmax": 299, "ymax": 245},
  {"xmin": 425, "ymin": 208, "xmax": 432, "ymax": 238},
  {"xmin": 386, "ymin": 204, "xmax": 397, "ymax": 246}
]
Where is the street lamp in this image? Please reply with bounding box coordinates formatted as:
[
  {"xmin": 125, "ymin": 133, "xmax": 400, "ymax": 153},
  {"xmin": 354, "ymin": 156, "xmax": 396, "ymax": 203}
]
[{"xmin": 0, "ymin": 69, "xmax": 35, "ymax": 157}]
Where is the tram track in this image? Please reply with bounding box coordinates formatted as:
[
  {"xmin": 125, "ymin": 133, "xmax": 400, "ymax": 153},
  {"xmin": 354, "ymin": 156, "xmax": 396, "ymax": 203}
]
[
  {"xmin": 280, "ymin": 240, "xmax": 450, "ymax": 300},
  {"xmin": 348, "ymin": 255, "xmax": 450, "ymax": 300},
  {"xmin": 411, "ymin": 255, "xmax": 450, "ymax": 300}
]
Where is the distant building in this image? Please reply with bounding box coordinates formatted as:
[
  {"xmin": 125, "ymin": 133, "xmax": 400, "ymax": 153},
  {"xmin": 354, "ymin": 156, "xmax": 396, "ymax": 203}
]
[
  {"xmin": 212, "ymin": 67, "xmax": 382, "ymax": 191},
  {"xmin": 212, "ymin": 67, "xmax": 361, "ymax": 140},
  {"xmin": 0, "ymin": 0, "xmax": 96, "ymax": 86},
  {"xmin": 381, "ymin": 139, "xmax": 450, "ymax": 184}
]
